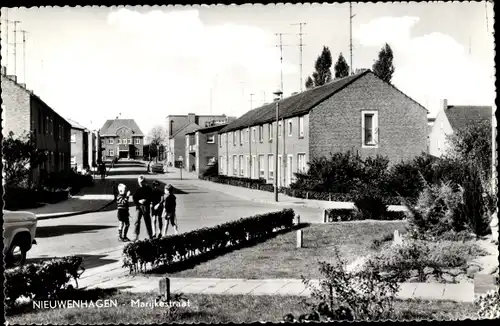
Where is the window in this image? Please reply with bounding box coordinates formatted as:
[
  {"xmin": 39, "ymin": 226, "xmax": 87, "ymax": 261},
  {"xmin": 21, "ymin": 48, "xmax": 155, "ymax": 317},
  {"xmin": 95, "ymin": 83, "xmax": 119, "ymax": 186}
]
[
  {"xmin": 278, "ymin": 122, "xmax": 282, "ymax": 137},
  {"xmin": 109, "ymin": 149, "xmax": 114, "ymax": 156},
  {"xmin": 128, "ymin": 138, "xmax": 132, "ymax": 144},
  {"xmin": 219, "ymin": 156, "xmax": 223, "ymax": 173},
  {"xmin": 109, "ymin": 138, "xmax": 114, "ymax": 144},
  {"xmin": 298, "ymin": 116, "xmax": 304, "ymax": 138},
  {"xmin": 135, "ymin": 149, "xmax": 140, "ymax": 156},
  {"xmin": 50, "ymin": 118, "xmax": 53, "ymax": 135},
  {"xmin": 239, "ymin": 130, "xmax": 243, "ymax": 145},
  {"xmin": 297, "ymin": 154, "xmax": 306, "ymax": 173},
  {"xmin": 268, "ymin": 154, "xmax": 274, "ymax": 179},
  {"xmin": 258, "ymin": 155, "xmax": 265, "ymax": 178},
  {"xmin": 123, "ymin": 138, "xmax": 127, "ymax": 144},
  {"xmin": 207, "ymin": 134, "xmax": 215, "ymax": 143},
  {"xmin": 118, "ymin": 139, "xmax": 122, "ymax": 144},
  {"xmin": 252, "ymin": 127, "xmax": 256, "ymax": 142},
  {"xmin": 219, "ymin": 135, "xmax": 222, "ymax": 148},
  {"xmin": 71, "ymin": 133, "xmax": 76, "ymax": 143},
  {"xmin": 136, "ymin": 138, "xmax": 140, "ymax": 144},
  {"xmin": 71, "ymin": 156, "xmax": 76, "ymax": 166},
  {"xmin": 288, "ymin": 120, "xmax": 293, "ymax": 136},
  {"xmin": 259, "ymin": 125, "xmax": 264, "ymax": 142},
  {"xmin": 362, "ymin": 111, "xmax": 379, "ymax": 147},
  {"xmin": 239, "ymin": 155, "xmax": 244, "ymax": 176},
  {"xmin": 207, "ymin": 156, "xmax": 216, "ymax": 166},
  {"xmin": 233, "ymin": 155, "xmax": 237, "ymax": 176},
  {"xmin": 232, "ymin": 132, "xmax": 236, "ymax": 146},
  {"xmin": 268, "ymin": 123, "xmax": 273, "ymax": 140},
  {"xmin": 246, "ymin": 128, "xmax": 249, "ymax": 143},
  {"xmin": 44, "ymin": 116, "xmax": 48, "ymax": 134}
]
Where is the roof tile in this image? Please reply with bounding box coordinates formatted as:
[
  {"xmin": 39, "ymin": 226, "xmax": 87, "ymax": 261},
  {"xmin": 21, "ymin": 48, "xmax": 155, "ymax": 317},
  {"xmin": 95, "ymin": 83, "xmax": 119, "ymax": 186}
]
[{"xmin": 445, "ymin": 105, "xmax": 492, "ymax": 131}]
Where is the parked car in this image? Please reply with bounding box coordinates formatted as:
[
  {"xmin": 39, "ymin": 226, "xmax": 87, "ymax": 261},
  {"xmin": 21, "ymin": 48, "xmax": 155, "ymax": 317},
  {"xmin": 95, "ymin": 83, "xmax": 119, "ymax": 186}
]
[
  {"xmin": 151, "ymin": 162, "xmax": 164, "ymax": 174},
  {"xmin": 3, "ymin": 210, "xmax": 38, "ymax": 267}
]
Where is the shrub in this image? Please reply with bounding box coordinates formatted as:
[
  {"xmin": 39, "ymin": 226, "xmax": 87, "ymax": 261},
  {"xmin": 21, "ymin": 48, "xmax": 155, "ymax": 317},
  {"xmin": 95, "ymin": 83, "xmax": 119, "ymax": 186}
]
[
  {"xmin": 460, "ymin": 164, "xmax": 491, "ymax": 237},
  {"xmin": 42, "ymin": 170, "xmax": 93, "ymax": 194},
  {"xmin": 5, "ymin": 256, "xmax": 85, "ymax": 313},
  {"xmin": 285, "ymin": 246, "xmax": 400, "ymax": 322},
  {"xmin": 476, "ymin": 290, "xmax": 500, "ymax": 319},
  {"xmin": 122, "ymin": 209, "xmax": 295, "ymax": 273},
  {"xmin": 352, "ymin": 186, "xmax": 389, "ymax": 221},
  {"xmin": 4, "ymin": 187, "xmax": 40, "ymax": 210},
  {"xmin": 202, "ymin": 161, "xmax": 218, "ymax": 177},
  {"xmin": 325, "ymin": 208, "xmax": 407, "ymax": 222}
]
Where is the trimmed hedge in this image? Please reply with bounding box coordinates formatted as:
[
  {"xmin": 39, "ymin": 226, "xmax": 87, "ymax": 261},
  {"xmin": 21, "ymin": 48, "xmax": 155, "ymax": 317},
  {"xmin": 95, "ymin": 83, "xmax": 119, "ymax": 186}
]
[
  {"xmin": 325, "ymin": 208, "xmax": 408, "ymax": 222},
  {"xmin": 5, "ymin": 256, "xmax": 85, "ymax": 312},
  {"xmin": 122, "ymin": 209, "xmax": 295, "ymax": 273}
]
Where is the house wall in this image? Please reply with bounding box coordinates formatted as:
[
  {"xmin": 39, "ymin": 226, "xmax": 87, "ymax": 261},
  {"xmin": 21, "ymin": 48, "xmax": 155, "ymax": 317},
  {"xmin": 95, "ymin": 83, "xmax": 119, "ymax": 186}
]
[
  {"xmin": 218, "ymin": 113, "xmax": 310, "ymax": 186},
  {"xmin": 71, "ymin": 128, "xmax": 85, "ymax": 171},
  {"xmin": 428, "ymin": 104, "xmax": 454, "ymax": 157},
  {"xmin": 101, "ymin": 132, "xmax": 143, "ymax": 160},
  {"xmin": 196, "ymin": 130, "xmax": 218, "ymax": 176},
  {"xmin": 309, "ymin": 72, "xmax": 428, "ymax": 164},
  {"xmin": 1, "ymin": 75, "xmax": 31, "ymax": 139}
]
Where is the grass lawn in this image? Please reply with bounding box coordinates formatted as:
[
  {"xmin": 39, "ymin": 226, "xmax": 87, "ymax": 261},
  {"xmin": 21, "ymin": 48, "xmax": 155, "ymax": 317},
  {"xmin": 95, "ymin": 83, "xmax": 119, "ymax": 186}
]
[
  {"xmin": 7, "ymin": 288, "xmax": 479, "ymax": 324},
  {"xmin": 155, "ymin": 221, "xmax": 409, "ymax": 279}
]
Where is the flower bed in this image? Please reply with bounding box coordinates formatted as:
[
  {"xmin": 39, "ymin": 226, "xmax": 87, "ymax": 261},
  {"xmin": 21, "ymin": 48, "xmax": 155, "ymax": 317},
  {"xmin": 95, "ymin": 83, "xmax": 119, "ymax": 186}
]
[
  {"xmin": 122, "ymin": 209, "xmax": 295, "ymax": 274},
  {"xmin": 324, "ymin": 208, "xmax": 408, "ymax": 222},
  {"xmin": 5, "ymin": 256, "xmax": 85, "ymax": 312}
]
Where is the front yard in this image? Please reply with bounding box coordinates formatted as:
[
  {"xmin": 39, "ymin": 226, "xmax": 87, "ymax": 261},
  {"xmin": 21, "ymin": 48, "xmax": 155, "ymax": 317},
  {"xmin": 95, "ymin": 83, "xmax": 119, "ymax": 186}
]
[
  {"xmin": 7, "ymin": 289, "xmax": 480, "ymax": 324},
  {"xmin": 154, "ymin": 221, "xmax": 409, "ymax": 279}
]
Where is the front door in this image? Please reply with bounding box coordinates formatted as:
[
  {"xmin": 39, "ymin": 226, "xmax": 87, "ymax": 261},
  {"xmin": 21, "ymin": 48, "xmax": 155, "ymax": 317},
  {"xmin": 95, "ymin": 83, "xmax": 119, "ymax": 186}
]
[{"xmin": 287, "ymin": 155, "xmax": 293, "ymax": 186}]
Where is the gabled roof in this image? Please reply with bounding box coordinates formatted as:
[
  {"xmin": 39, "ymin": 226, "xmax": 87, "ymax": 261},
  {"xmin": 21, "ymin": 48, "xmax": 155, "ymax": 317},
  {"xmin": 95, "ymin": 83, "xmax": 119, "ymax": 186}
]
[
  {"xmin": 67, "ymin": 118, "xmax": 88, "ymax": 131},
  {"xmin": 99, "ymin": 119, "xmax": 144, "ymax": 137},
  {"xmin": 445, "ymin": 105, "xmax": 492, "ymax": 131},
  {"xmin": 171, "ymin": 122, "xmax": 199, "ymax": 138},
  {"xmin": 220, "ymin": 71, "xmax": 370, "ymax": 133},
  {"xmin": 186, "ymin": 123, "xmax": 228, "ymax": 136}
]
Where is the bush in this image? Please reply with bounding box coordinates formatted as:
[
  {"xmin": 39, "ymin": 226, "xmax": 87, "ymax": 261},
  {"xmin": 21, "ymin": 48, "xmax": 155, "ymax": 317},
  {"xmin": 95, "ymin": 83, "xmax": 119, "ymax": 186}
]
[
  {"xmin": 285, "ymin": 246, "xmax": 400, "ymax": 322},
  {"xmin": 43, "ymin": 170, "xmax": 93, "ymax": 194},
  {"xmin": 122, "ymin": 209, "xmax": 295, "ymax": 273},
  {"xmin": 352, "ymin": 186, "xmax": 389, "ymax": 221},
  {"xmin": 324, "ymin": 208, "xmax": 407, "ymax": 222},
  {"xmin": 4, "ymin": 187, "xmax": 40, "ymax": 210},
  {"xmin": 476, "ymin": 290, "xmax": 500, "ymax": 319},
  {"xmin": 202, "ymin": 161, "xmax": 218, "ymax": 177},
  {"xmin": 5, "ymin": 256, "xmax": 85, "ymax": 313}
]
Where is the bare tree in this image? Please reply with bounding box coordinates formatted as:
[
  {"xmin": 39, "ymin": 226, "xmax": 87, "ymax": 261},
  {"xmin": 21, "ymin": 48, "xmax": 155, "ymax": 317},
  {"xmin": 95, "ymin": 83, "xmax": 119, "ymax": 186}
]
[{"xmin": 147, "ymin": 125, "xmax": 168, "ymax": 163}]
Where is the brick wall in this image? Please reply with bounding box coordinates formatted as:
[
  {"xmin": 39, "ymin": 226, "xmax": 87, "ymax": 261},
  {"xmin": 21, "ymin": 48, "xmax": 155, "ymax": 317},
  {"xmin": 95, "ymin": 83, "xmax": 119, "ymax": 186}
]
[
  {"xmin": 1, "ymin": 75, "xmax": 31, "ymax": 138},
  {"xmin": 196, "ymin": 130, "xmax": 218, "ymax": 176},
  {"xmin": 309, "ymin": 72, "xmax": 428, "ymax": 164},
  {"xmin": 101, "ymin": 134, "xmax": 143, "ymax": 160}
]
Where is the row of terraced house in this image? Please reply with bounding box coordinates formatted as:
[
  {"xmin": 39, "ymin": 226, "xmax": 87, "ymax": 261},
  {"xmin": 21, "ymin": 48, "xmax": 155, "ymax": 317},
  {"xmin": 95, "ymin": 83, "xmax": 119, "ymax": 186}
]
[{"xmin": 184, "ymin": 69, "xmax": 493, "ymax": 188}]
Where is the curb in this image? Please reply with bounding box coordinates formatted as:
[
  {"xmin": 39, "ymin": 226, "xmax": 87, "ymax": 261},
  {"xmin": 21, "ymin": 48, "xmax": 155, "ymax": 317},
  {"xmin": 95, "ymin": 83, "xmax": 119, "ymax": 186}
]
[{"xmin": 36, "ymin": 199, "xmax": 116, "ymax": 220}]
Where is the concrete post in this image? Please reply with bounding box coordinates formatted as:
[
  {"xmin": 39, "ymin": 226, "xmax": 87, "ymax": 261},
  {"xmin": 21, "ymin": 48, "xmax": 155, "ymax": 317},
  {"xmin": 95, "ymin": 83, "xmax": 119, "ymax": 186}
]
[
  {"xmin": 159, "ymin": 277, "xmax": 170, "ymax": 301},
  {"xmin": 296, "ymin": 230, "xmax": 303, "ymax": 248},
  {"xmin": 295, "ymin": 215, "xmax": 300, "ymax": 226},
  {"xmin": 323, "ymin": 209, "xmax": 328, "ymax": 223}
]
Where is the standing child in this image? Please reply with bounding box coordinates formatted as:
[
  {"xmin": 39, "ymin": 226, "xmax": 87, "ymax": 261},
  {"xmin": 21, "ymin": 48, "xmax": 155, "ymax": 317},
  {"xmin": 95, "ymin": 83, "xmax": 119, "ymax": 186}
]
[
  {"xmin": 161, "ymin": 184, "xmax": 178, "ymax": 236},
  {"xmin": 116, "ymin": 183, "xmax": 131, "ymax": 242},
  {"xmin": 150, "ymin": 180, "xmax": 164, "ymax": 238}
]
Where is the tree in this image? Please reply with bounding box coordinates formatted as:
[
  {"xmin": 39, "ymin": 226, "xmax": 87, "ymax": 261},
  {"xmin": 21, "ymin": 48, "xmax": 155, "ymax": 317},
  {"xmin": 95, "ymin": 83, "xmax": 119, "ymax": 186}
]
[
  {"xmin": 334, "ymin": 53, "xmax": 350, "ymax": 79},
  {"xmin": 308, "ymin": 46, "xmax": 333, "ymax": 87},
  {"xmin": 305, "ymin": 76, "xmax": 314, "ymax": 89},
  {"xmin": 372, "ymin": 43, "xmax": 395, "ymax": 83},
  {"xmin": 2, "ymin": 131, "xmax": 47, "ymax": 188},
  {"xmin": 146, "ymin": 125, "xmax": 168, "ymax": 162}
]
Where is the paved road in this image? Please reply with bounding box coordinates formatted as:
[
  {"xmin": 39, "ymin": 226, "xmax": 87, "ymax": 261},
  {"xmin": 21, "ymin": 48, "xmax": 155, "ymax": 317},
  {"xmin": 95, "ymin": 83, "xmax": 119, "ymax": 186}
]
[{"xmin": 27, "ymin": 160, "xmax": 321, "ymax": 271}]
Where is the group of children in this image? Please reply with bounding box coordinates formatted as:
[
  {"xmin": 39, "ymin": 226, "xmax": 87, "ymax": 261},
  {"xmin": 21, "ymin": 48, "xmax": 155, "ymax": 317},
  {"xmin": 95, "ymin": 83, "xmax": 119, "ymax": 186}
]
[{"xmin": 115, "ymin": 179, "xmax": 178, "ymax": 242}]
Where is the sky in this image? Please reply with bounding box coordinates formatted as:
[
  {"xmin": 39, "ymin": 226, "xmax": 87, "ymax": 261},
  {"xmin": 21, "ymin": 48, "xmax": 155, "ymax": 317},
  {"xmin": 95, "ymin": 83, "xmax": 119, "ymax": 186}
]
[{"xmin": 1, "ymin": 2, "xmax": 495, "ymax": 137}]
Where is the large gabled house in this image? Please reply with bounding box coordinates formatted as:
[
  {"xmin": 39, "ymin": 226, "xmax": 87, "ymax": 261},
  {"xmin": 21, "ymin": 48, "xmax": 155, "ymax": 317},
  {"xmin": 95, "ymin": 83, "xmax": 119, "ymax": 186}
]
[
  {"xmin": 99, "ymin": 119, "xmax": 145, "ymax": 160},
  {"xmin": 218, "ymin": 69, "xmax": 429, "ymax": 187},
  {"xmin": 428, "ymin": 99, "xmax": 492, "ymax": 157}
]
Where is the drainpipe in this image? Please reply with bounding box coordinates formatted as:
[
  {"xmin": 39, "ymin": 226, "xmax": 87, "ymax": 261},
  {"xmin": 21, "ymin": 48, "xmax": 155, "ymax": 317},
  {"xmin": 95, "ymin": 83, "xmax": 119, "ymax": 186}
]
[{"xmin": 248, "ymin": 127, "xmax": 251, "ymax": 178}]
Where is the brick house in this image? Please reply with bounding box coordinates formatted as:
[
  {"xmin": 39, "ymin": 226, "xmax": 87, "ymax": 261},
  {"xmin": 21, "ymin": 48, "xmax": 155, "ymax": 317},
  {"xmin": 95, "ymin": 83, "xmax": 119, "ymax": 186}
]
[
  {"xmin": 185, "ymin": 123, "xmax": 227, "ymax": 176},
  {"xmin": 428, "ymin": 99, "xmax": 492, "ymax": 157},
  {"xmin": 68, "ymin": 119, "xmax": 90, "ymax": 172},
  {"xmin": 166, "ymin": 113, "xmax": 235, "ymax": 167},
  {"xmin": 1, "ymin": 67, "xmax": 71, "ymax": 184},
  {"xmin": 218, "ymin": 70, "xmax": 428, "ymax": 187},
  {"xmin": 99, "ymin": 119, "xmax": 144, "ymax": 160}
]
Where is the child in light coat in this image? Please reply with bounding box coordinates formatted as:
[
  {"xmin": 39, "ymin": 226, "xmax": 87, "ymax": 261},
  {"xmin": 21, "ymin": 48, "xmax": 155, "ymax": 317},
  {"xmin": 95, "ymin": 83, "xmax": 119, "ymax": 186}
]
[{"xmin": 116, "ymin": 183, "xmax": 131, "ymax": 242}]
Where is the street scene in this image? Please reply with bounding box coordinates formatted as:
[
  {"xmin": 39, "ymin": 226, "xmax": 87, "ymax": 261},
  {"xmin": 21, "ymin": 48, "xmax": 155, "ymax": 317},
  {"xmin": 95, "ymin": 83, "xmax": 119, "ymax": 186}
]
[{"xmin": 2, "ymin": 2, "xmax": 498, "ymax": 324}]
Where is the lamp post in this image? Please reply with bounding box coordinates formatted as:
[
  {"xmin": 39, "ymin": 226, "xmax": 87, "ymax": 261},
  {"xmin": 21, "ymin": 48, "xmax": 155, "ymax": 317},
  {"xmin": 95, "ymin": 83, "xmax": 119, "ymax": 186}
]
[
  {"xmin": 273, "ymin": 90, "xmax": 283, "ymax": 202},
  {"xmin": 178, "ymin": 156, "xmax": 184, "ymax": 180}
]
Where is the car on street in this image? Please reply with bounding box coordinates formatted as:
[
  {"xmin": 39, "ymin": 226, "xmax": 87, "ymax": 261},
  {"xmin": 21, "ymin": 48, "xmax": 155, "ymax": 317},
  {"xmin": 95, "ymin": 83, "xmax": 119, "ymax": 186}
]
[
  {"xmin": 3, "ymin": 210, "xmax": 38, "ymax": 267},
  {"xmin": 151, "ymin": 162, "xmax": 165, "ymax": 174}
]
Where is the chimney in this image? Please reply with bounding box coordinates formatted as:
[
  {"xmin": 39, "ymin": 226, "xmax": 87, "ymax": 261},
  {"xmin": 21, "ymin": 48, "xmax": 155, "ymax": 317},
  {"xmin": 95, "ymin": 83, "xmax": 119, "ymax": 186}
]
[
  {"xmin": 187, "ymin": 113, "xmax": 195, "ymax": 123},
  {"xmin": 7, "ymin": 75, "xmax": 17, "ymax": 83},
  {"xmin": 1, "ymin": 66, "xmax": 6, "ymax": 76},
  {"xmin": 441, "ymin": 99, "xmax": 448, "ymax": 111}
]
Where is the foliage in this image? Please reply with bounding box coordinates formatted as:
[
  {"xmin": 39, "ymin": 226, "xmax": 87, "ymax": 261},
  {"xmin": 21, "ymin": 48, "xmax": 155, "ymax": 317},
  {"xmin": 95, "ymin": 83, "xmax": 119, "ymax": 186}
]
[
  {"xmin": 372, "ymin": 43, "xmax": 395, "ymax": 83},
  {"xmin": 5, "ymin": 256, "xmax": 85, "ymax": 313},
  {"xmin": 476, "ymin": 290, "xmax": 500, "ymax": 319},
  {"xmin": 371, "ymin": 238, "xmax": 486, "ymax": 283},
  {"xmin": 201, "ymin": 175, "xmax": 268, "ymax": 189},
  {"xmin": 334, "ymin": 52, "xmax": 350, "ymax": 79},
  {"xmin": 352, "ymin": 186, "xmax": 389, "ymax": 221},
  {"xmin": 122, "ymin": 209, "xmax": 295, "ymax": 274},
  {"xmin": 325, "ymin": 208, "xmax": 407, "ymax": 223},
  {"xmin": 146, "ymin": 125, "xmax": 168, "ymax": 159},
  {"xmin": 308, "ymin": 46, "xmax": 333, "ymax": 87},
  {"xmin": 2, "ymin": 131, "xmax": 47, "ymax": 188},
  {"xmin": 305, "ymin": 76, "xmax": 314, "ymax": 89},
  {"xmin": 202, "ymin": 160, "xmax": 219, "ymax": 177},
  {"xmin": 286, "ymin": 246, "xmax": 400, "ymax": 322},
  {"xmin": 43, "ymin": 169, "xmax": 93, "ymax": 194}
]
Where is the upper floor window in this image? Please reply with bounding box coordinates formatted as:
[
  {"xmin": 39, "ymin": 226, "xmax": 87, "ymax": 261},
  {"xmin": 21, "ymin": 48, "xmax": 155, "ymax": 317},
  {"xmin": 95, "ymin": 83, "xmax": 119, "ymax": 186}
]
[
  {"xmin": 232, "ymin": 131, "xmax": 236, "ymax": 145},
  {"xmin": 109, "ymin": 138, "xmax": 114, "ymax": 144},
  {"xmin": 259, "ymin": 125, "xmax": 264, "ymax": 142},
  {"xmin": 252, "ymin": 127, "xmax": 256, "ymax": 142},
  {"xmin": 362, "ymin": 110, "xmax": 379, "ymax": 148},
  {"xmin": 246, "ymin": 128, "xmax": 250, "ymax": 143},
  {"xmin": 128, "ymin": 138, "xmax": 132, "ymax": 144},
  {"xmin": 219, "ymin": 134, "xmax": 222, "ymax": 148},
  {"xmin": 135, "ymin": 138, "xmax": 140, "ymax": 144},
  {"xmin": 278, "ymin": 122, "xmax": 282, "ymax": 137},
  {"xmin": 288, "ymin": 120, "xmax": 293, "ymax": 136},
  {"xmin": 268, "ymin": 123, "xmax": 273, "ymax": 141},
  {"xmin": 298, "ymin": 116, "xmax": 304, "ymax": 138},
  {"xmin": 123, "ymin": 138, "xmax": 127, "ymax": 144},
  {"xmin": 118, "ymin": 139, "xmax": 122, "ymax": 144},
  {"xmin": 207, "ymin": 134, "xmax": 215, "ymax": 143},
  {"xmin": 71, "ymin": 133, "xmax": 76, "ymax": 143},
  {"xmin": 239, "ymin": 130, "xmax": 243, "ymax": 145}
]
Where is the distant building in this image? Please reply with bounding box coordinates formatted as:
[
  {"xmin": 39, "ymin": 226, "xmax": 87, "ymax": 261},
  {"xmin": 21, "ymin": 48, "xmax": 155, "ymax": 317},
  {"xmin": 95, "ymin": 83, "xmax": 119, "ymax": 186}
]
[
  {"xmin": 428, "ymin": 99, "xmax": 492, "ymax": 157},
  {"xmin": 68, "ymin": 119, "xmax": 89, "ymax": 172},
  {"xmin": 166, "ymin": 113, "xmax": 236, "ymax": 167},
  {"xmin": 99, "ymin": 119, "xmax": 144, "ymax": 160},
  {"xmin": 185, "ymin": 123, "xmax": 227, "ymax": 176},
  {"xmin": 1, "ymin": 66, "xmax": 71, "ymax": 184}
]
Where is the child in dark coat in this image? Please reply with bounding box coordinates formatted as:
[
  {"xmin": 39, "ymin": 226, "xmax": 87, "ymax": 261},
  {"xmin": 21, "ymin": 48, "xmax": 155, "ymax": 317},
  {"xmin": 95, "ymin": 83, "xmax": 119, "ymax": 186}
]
[
  {"xmin": 161, "ymin": 184, "xmax": 178, "ymax": 236},
  {"xmin": 116, "ymin": 183, "xmax": 131, "ymax": 242}
]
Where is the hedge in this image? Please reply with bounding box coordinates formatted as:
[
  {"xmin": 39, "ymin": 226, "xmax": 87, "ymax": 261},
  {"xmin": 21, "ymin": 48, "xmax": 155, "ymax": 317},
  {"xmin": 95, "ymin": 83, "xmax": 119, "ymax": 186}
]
[
  {"xmin": 122, "ymin": 209, "xmax": 295, "ymax": 274},
  {"xmin": 324, "ymin": 208, "xmax": 408, "ymax": 222},
  {"xmin": 5, "ymin": 256, "xmax": 85, "ymax": 312}
]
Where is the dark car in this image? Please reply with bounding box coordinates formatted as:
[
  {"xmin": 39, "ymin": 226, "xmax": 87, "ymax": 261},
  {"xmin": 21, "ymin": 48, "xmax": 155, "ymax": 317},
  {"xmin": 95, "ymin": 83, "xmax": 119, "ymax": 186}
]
[{"xmin": 151, "ymin": 163, "xmax": 164, "ymax": 173}]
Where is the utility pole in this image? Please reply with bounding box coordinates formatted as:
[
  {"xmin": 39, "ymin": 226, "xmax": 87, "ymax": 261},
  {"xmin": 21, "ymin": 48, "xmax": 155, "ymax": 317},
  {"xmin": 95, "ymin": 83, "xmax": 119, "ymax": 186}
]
[
  {"xmin": 349, "ymin": 3, "xmax": 356, "ymax": 75},
  {"xmin": 275, "ymin": 33, "xmax": 292, "ymax": 95},
  {"xmin": 2, "ymin": 8, "xmax": 9, "ymax": 71},
  {"xmin": 249, "ymin": 93, "xmax": 255, "ymax": 110},
  {"xmin": 291, "ymin": 22, "xmax": 306, "ymax": 92},
  {"xmin": 10, "ymin": 20, "xmax": 21, "ymax": 77},
  {"xmin": 21, "ymin": 30, "xmax": 28, "ymax": 83}
]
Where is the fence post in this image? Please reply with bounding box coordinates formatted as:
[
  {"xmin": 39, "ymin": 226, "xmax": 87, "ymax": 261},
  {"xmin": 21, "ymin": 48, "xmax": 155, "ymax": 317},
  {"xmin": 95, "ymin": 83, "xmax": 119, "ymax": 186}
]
[
  {"xmin": 329, "ymin": 194, "xmax": 331, "ymax": 201},
  {"xmin": 306, "ymin": 192, "xmax": 309, "ymax": 200},
  {"xmin": 323, "ymin": 209, "xmax": 328, "ymax": 223},
  {"xmin": 295, "ymin": 215, "xmax": 301, "ymax": 226},
  {"xmin": 159, "ymin": 277, "xmax": 171, "ymax": 301},
  {"xmin": 296, "ymin": 230, "xmax": 303, "ymax": 248}
]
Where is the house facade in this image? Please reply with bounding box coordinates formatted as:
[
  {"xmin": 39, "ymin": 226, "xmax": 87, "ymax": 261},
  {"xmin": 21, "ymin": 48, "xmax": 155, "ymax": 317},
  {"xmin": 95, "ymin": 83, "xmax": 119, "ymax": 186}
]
[
  {"xmin": 218, "ymin": 70, "xmax": 428, "ymax": 187},
  {"xmin": 166, "ymin": 113, "xmax": 235, "ymax": 167},
  {"xmin": 1, "ymin": 68, "xmax": 71, "ymax": 184},
  {"xmin": 185, "ymin": 124, "xmax": 227, "ymax": 176},
  {"xmin": 68, "ymin": 119, "xmax": 89, "ymax": 172},
  {"xmin": 428, "ymin": 99, "xmax": 492, "ymax": 157},
  {"xmin": 99, "ymin": 119, "xmax": 144, "ymax": 160}
]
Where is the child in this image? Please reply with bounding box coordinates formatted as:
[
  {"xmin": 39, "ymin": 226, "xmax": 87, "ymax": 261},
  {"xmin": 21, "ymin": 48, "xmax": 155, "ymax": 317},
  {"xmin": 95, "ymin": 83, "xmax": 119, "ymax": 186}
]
[
  {"xmin": 116, "ymin": 183, "xmax": 131, "ymax": 242},
  {"xmin": 150, "ymin": 180, "xmax": 164, "ymax": 238},
  {"xmin": 161, "ymin": 184, "xmax": 178, "ymax": 236}
]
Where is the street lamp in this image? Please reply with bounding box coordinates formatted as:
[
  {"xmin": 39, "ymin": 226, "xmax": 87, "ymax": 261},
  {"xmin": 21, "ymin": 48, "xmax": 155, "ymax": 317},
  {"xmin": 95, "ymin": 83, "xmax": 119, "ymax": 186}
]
[
  {"xmin": 178, "ymin": 156, "xmax": 184, "ymax": 180},
  {"xmin": 273, "ymin": 89, "xmax": 283, "ymax": 202}
]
